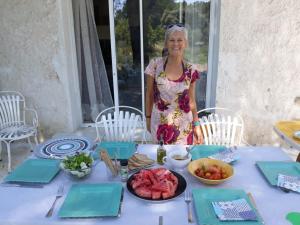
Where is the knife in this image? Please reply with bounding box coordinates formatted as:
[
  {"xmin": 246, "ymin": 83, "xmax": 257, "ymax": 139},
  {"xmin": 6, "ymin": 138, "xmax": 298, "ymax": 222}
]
[
  {"xmin": 0, "ymin": 183, "xmax": 44, "ymax": 188},
  {"xmin": 159, "ymin": 216, "xmax": 163, "ymax": 225},
  {"xmin": 247, "ymin": 193, "xmax": 265, "ymax": 224},
  {"xmin": 118, "ymin": 187, "xmax": 124, "ymax": 217}
]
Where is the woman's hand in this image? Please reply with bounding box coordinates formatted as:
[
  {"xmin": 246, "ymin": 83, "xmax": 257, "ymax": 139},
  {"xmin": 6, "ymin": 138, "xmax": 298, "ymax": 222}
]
[
  {"xmin": 145, "ymin": 75, "xmax": 154, "ymax": 134},
  {"xmin": 193, "ymin": 125, "xmax": 203, "ymax": 144},
  {"xmin": 146, "ymin": 118, "xmax": 151, "ymax": 133}
]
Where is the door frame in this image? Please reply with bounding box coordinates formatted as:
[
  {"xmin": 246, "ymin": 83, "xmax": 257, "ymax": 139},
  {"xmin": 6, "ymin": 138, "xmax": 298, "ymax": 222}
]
[
  {"xmin": 206, "ymin": 0, "xmax": 220, "ymax": 108},
  {"xmin": 57, "ymin": 0, "xmax": 82, "ymax": 130},
  {"xmin": 108, "ymin": 0, "xmax": 146, "ymax": 116}
]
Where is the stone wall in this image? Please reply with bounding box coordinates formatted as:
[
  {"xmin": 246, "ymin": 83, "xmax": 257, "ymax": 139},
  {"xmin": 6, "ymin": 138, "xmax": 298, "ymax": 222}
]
[
  {"xmin": 1, "ymin": 0, "xmax": 299, "ymax": 145},
  {"xmin": 218, "ymin": 0, "xmax": 300, "ymax": 145},
  {"xmin": 0, "ymin": 0, "xmax": 77, "ymax": 137}
]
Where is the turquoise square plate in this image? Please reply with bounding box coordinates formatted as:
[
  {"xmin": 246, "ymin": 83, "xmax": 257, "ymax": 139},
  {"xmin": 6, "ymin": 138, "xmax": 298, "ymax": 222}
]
[
  {"xmin": 4, "ymin": 159, "xmax": 60, "ymax": 183},
  {"xmin": 94, "ymin": 142, "xmax": 137, "ymax": 160},
  {"xmin": 58, "ymin": 183, "xmax": 122, "ymax": 218},
  {"xmin": 256, "ymin": 161, "xmax": 300, "ymax": 186},
  {"xmin": 192, "ymin": 188, "xmax": 263, "ymax": 225},
  {"xmin": 191, "ymin": 145, "xmax": 226, "ymax": 160}
]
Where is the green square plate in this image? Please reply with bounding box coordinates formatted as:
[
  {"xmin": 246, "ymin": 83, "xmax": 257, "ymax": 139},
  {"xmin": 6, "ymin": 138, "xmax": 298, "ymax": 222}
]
[
  {"xmin": 4, "ymin": 159, "xmax": 60, "ymax": 183},
  {"xmin": 191, "ymin": 145, "xmax": 226, "ymax": 160},
  {"xmin": 256, "ymin": 161, "xmax": 300, "ymax": 186},
  {"xmin": 94, "ymin": 142, "xmax": 137, "ymax": 160},
  {"xmin": 192, "ymin": 188, "xmax": 263, "ymax": 225},
  {"xmin": 58, "ymin": 183, "xmax": 122, "ymax": 218}
]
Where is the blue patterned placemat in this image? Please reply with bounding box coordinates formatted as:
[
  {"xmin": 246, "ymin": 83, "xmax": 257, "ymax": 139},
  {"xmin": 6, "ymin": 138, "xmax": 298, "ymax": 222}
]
[
  {"xmin": 212, "ymin": 198, "xmax": 258, "ymax": 221},
  {"xmin": 208, "ymin": 148, "xmax": 239, "ymax": 163},
  {"xmin": 277, "ymin": 174, "xmax": 300, "ymax": 193}
]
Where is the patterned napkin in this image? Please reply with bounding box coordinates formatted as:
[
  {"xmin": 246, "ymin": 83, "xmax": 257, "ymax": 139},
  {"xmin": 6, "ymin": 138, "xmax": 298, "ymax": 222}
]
[
  {"xmin": 208, "ymin": 148, "xmax": 238, "ymax": 163},
  {"xmin": 212, "ymin": 198, "xmax": 257, "ymax": 221},
  {"xmin": 277, "ymin": 174, "xmax": 300, "ymax": 193}
]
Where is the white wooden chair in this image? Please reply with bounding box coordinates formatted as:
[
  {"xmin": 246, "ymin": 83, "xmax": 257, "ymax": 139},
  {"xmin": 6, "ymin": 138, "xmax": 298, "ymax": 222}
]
[
  {"xmin": 0, "ymin": 91, "xmax": 38, "ymax": 172},
  {"xmin": 95, "ymin": 106, "xmax": 146, "ymax": 142},
  {"xmin": 197, "ymin": 107, "xmax": 244, "ymax": 147}
]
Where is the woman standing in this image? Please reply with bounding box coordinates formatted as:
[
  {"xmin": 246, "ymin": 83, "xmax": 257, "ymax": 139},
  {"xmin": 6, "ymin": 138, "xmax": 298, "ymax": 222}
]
[{"xmin": 145, "ymin": 24, "xmax": 203, "ymax": 145}]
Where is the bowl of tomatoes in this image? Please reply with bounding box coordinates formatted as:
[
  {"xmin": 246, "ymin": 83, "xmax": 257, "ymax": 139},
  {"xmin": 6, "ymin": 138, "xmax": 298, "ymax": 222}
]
[{"xmin": 187, "ymin": 158, "xmax": 234, "ymax": 185}]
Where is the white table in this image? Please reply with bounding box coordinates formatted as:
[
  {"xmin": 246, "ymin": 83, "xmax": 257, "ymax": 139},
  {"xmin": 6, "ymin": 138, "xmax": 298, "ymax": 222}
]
[{"xmin": 0, "ymin": 145, "xmax": 298, "ymax": 225}]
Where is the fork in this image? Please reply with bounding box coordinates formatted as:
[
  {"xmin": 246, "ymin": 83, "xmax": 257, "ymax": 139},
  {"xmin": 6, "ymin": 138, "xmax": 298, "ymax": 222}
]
[
  {"xmin": 184, "ymin": 190, "xmax": 193, "ymax": 223},
  {"xmin": 46, "ymin": 184, "xmax": 64, "ymax": 217}
]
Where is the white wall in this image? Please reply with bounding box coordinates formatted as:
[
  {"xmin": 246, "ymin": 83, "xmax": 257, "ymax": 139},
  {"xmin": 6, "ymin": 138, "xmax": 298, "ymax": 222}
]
[
  {"xmin": 1, "ymin": 0, "xmax": 299, "ymax": 144},
  {"xmin": 0, "ymin": 0, "xmax": 81, "ymax": 138},
  {"xmin": 217, "ymin": 0, "xmax": 300, "ymax": 145}
]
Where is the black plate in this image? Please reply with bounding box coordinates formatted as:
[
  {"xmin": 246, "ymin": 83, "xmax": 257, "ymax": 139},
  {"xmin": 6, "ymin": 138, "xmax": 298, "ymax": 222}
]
[{"xmin": 126, "ymin": 169, "xmax": 187, "ymax": 202}]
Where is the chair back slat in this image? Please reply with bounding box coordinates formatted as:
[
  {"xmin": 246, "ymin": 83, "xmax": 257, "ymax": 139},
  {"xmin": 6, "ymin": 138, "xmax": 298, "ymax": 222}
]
[
  {"xmin": 199, "ymin": 118, "xmax": 208, "ymax": 145},
  {"xmin": 107, "ymin": 113, "xmax": 114, "ymax": 141},
  {"xmin": 197, "ymin": 107, "xmax": 244, "ymax": 147},
  {"xmin": 95, "ymin": 106, "xmax": 146, "ymax": 143},
  {"xmin": 95, "ymin": 119, "xmax": 101, "ymax": 141},
  {"xmin": 127, "ymin": 113, "xmax": 135, "ymax": 141},
  {"xmin": 113, "ymin": 111, "xmax": 119, "ymax": 141},
  {"xmin": 225, "ymin": 116, "xmax": 232, "ymax": 146},
  {"xmin": 221, "ymin": 115, "xmax": 226, "ymax": 145},
  {"xmin": 231, "ymin": 117, "xmax": 238, "ymax": 146},
  {"xmin": 118, "ymin": 111, "xmax": 123, "ymax": 140},
  {"xmin": 101, "ymin": 115, "xmax": 110, "ymax": 141},
  {"xmin": 0, "ymin": 96, "xmax": 9, "ymax": 126},
  {"xmin": 208, "ymin": 114, "xmax": 216, "ymax": 145},
  {"xmin": 12, "ymin": 95, "xmax": 18, "ymax": 123},
  {"xmin": 203, "ymin": 116, "xmax": 213, "ymax": 145},
  {"xmin": 103, "ymin": 114, "xmax": 110, "ymax": 141},
  {"xmin": 7, "ymin": 95, "xmax": 14, "ymax": 123},
  {"xmin": 123, "ymin": 111, "xmax": 130, "ymax": 141},
  {"xmin": 0, "ymin": 94, "xmax": 24, "ymax": 126},
  {"xmin": 214, "ymin": 114, "xmax": 221, "ymax": 145},
  {"xmin": 132, "ymin": 115, "xmax": 141, "ymax": 142}
]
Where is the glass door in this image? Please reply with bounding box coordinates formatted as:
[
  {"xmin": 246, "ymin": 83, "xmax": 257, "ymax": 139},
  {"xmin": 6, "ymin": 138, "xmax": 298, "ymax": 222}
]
[
  {"xmin": 141, "ymin": 0, "xmax": 210, "ymax": 109},
  {"xmin": 89, "ymin": 0, "xmax": 215, "ymax": 123}
]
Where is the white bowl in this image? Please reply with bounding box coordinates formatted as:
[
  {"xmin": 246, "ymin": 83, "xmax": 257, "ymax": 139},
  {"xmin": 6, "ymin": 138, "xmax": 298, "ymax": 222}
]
[
  {"xmin": 68, "ymin": 168, "xmax": 91, "ymax": 178},
  {"xmin": 163, "ymin": 147, "xmax": 191, "ymax": 169},
  {"xmin": 294, "ymin": 130, "xmax": 300, "ymax": 140},
  {"xmin": 60, "ymin": 160, "xmax": 93, "ymax": 179}
]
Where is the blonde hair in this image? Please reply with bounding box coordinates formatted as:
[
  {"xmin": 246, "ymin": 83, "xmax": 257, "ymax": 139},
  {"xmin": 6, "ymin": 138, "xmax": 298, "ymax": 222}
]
[{"xmin": 164, "ymin": 25, "xmax": 188, "ymax": 46}]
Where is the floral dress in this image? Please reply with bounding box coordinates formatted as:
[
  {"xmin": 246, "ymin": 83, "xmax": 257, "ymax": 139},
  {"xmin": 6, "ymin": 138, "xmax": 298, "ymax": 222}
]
[{"xmin": 145, "ymin": 57, "xmax": 200, "ymax": 145}]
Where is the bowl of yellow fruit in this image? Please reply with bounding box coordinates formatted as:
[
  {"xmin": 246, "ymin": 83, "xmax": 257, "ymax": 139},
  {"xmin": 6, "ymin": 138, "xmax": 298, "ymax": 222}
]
[{"xmin": 187, "ymin": 158, "xmax": 233, "ymax": 185}]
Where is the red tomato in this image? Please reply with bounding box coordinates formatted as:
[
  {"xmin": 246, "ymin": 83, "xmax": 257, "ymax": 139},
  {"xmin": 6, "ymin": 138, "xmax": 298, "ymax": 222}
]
[
  {"xmin": 221, "ymin": 172, "xmax": 228, "ymax": 179},
  {"xmin": 205, "ymin": 172, "xmax": 211, "ymax": 178},
  {"xmin": 214, "ymin": 173, "xmax": 222, "ymax": 180}
]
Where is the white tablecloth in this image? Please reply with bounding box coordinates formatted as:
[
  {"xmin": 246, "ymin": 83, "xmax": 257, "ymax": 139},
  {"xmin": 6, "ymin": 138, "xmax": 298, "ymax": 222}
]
[{"xmin": 0, "ymin": 145, "xmax": 298, "ymax": 225}]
